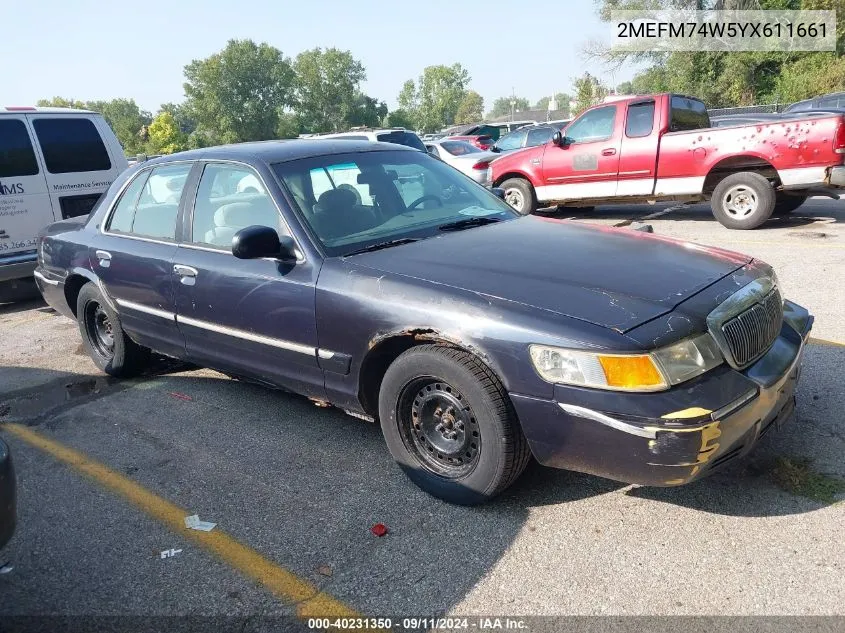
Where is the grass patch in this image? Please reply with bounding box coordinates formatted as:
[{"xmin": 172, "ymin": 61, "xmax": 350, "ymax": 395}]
[{"xmin": 769, "ymin": 457, "xmax": 845, "ymax": 505}]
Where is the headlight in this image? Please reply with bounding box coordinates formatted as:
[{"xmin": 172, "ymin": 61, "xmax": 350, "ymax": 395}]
[{"xmin": 529, "ymin": 333, "xmax": 723, "ymax": 392}]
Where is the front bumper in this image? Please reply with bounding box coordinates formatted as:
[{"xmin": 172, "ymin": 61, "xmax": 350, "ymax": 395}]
[
  {"xmin": 510, "ymin": 300, "xmax": 813, "ymax": 487},
  {"xmin": 0, "ymin": 437, "xmax": 16, "ymax": 549}
]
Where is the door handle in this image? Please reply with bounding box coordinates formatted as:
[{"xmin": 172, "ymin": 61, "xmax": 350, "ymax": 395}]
[
  {"xmin": 95, "ymin": 250, "xmax": 111, "ymax": 268},
  {"xmin": 173, "ymin": 264, "xmax": 198, "ymax": 286},
  {"xmin": 601, "ymin": 148, "xmax": 617, "ymax": 156}
]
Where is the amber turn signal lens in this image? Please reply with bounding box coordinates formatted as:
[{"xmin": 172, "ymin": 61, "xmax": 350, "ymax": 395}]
[{"xmin": 598, "ymin": 355, "xmax": 666, "ymax": 389}]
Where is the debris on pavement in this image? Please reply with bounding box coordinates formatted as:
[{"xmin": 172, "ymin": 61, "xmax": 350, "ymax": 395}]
[
  {"xmin": 0, "ymin": 562, "xmax": 13, "ymax": 574},
  {"xmin": 160, "ymin": 548, "xmax": 183, "ymax": 559},
  {"xmin": 370, "ymin": 523, "xmax": 388, "ymax": 537},
  {"xmin": 629, "ymin": 222, "xmax": 654, "ymax": 233},
  {"xmin": 184, "ymin": 514, "xmax": 217, "ymax": 531},
  {"xmin": 317, "ymin": 565, "xmax": 333, "ymax": 577},
  {"xmin": 168, "ymin": 392, "xmax": 193, "ymax": 402}
]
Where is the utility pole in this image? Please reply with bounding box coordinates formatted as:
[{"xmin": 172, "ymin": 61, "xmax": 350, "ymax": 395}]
[{"xmin": 509, "ymin": 87, "xmax": 516, "ymax": 122}]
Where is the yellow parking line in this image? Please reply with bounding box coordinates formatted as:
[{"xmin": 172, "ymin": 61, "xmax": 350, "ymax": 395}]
[
  {"xmin": 809, "ymin": 337, "xmax": 845, "ymax": 348},
  {"xmin": 2, "ymin": 422, "xmax": 360, "ymax": 621}
]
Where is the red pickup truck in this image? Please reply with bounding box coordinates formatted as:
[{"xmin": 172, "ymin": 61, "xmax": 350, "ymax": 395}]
[{"xmin": 490, "ymin": 93, "xmax": 845, "ymax": 229}]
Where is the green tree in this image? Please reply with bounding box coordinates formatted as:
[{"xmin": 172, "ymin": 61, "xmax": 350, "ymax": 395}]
[
  {"xmin": 488, "ymin": 96, "xmax": 531, "ymax": 118},
  {"xmin": 159, "ymin": 102, "xmax": 197, "ymax": 135},
  {"xmin": 293, "ymin": 47, "xmax": 367, "ymax": 133},
  {"xmin": 145, "ymin": 112, "xmax": 186, "ymax": 155},
  {"xmin": 397, "ymin": 64, "xmax": 472, "ymax": 132},
  {"xmin": 455, "ymin": 90, "xmax": 484, "ymax": 124},
  {"xmin": 36, "ymin": 97, "xmax": 88, "ymax": 109},
  {"xmin": 534, "ymin": 93, "xmax": 571, "ymax": 114},
  {"xmin": 184, "ymin": 39, "xmax": 295, "ymax": 144},
  {"xmin": 383, "ymin": 108, "xmax": 415, "ymax": 129},
  {"xmin": 275, "ymin": 112, "xmax": 302, "ymax": 139},
  {"xmin": 347, "ymin": 94, "xmax": 388, "ymax": 128},
  {"xmin": 38, "ymin": 97, "xmax": 151, "ymax": 154},
  {"xmin": 572, "ymin": 73, "xmax": 609, "ymax": 115}
]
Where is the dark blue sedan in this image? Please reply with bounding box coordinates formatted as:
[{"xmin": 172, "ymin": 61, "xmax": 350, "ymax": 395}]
[{"xmin": 34, "ymin": 140, "xmax": 812, "ymax": 504}]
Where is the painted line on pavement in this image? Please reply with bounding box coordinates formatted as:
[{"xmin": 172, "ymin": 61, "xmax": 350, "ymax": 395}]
[
  {"xmin": 809, "ymin": 337, "xmax": 845, "ymax": 348},
  {"xmin": 2, "ymin": 422, "xmax": 361, "ymax": 621}
]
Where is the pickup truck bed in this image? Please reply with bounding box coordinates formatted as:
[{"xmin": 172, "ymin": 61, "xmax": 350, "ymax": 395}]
[{"xmin": 490, "ymin": 93, "xmax": 845, "ymax": 229}]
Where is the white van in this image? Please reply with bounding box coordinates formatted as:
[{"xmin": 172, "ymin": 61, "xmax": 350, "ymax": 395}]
[{"xmin": 0, "ymin": 107, "xmax": 127, "ymax": 298}]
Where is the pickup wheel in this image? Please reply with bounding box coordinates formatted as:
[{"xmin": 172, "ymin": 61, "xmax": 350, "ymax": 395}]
[
  {"xmin": 378, "ymin": 345, "xmax": 531, "ymax": 505},
  {"xmin": 773, "ymin": 193, "xmax": 808, "ymax": 215},
  {"xmin": 500, "ymin": 178, "xmax": 537, "ymax": 215},
  {"xmin": 711, "ymin": 172, "xmax": 776, "ymax": 229},
  {"xmin": 76, "ymin": 283, "xmax": 151, "ymax": 377}
]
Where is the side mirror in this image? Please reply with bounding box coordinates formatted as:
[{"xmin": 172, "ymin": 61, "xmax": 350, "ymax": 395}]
[
  {"xmin": 232, "ymin": 225, "xmax": 297, "ymax": 260},
  {"xmin": 552, "ymin": 131, "xmax": 572, "ymax": 148},
  {"xmin": 491, "ymin": 187, "xmax": 506, "ymax": 200}
]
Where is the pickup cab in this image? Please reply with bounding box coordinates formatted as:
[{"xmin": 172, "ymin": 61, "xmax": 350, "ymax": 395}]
[{"xmin": 490, "ymin": 93, "xmax": 845, "ymax": 229}]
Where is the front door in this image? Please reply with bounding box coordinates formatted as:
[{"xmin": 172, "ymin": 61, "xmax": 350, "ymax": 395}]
[
  {"xmin": 538, "ymin": 104, "xmax": 622, "ymax": 202},
  {"xmin": 90, "ymin": 162, "xmax": 193, "ymax": 358},
  {"xmin": 172, "ymin": 161, "xmax": 324, "ymax": 398}
]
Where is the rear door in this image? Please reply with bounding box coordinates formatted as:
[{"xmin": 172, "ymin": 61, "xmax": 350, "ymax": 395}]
[
  {"xmin": 0, "ymin": 116, "xmax": 51, "ymax": 257},
  {"xmin": 538, "ymin": 104, "xmax": 622, "ymax": 201},
  {"xmin": 90, "ymin": 162, "xmax": 193, "ymax": 358},
  {"xmin": 28, "ymin": 114, "xmax": 123, "ymax": 222}
]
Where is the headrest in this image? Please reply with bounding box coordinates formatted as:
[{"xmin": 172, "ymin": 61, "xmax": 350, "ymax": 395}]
[
  {"xmin": 214, "ymin": 202, "xmax": 257, "ymax": 227},
  {"xmin": 315, "ymin": 188, "xmax": 357, "ymax": 214}
]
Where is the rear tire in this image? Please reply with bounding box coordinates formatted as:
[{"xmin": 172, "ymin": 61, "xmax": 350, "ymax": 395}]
[
  {"xmin": 378, "ymin": 345, "xmax": 531, "ymax": 505},
  {"xmin": 773, "ymin": 193, "xmax": 808, "ymax": 215},
  {"xmin": 76, "ymin": 283, "xmax": 151, "ymax": 377},
  {"xmin": 711, "ymin": 172, "xmax": 776, "ymax": 229},
  {"xmin": 500, "ymin": 178, "xmax": 537, "ymax": 216}
]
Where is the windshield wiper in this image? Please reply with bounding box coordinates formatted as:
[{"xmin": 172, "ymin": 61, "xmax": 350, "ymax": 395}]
[
  {"xmin": 437, "ymin": 217, "xmax": 501, "ymax": 232},
  {"xmin": 344, "ymin": 238, "xmax": 420, "ymax": 256}
]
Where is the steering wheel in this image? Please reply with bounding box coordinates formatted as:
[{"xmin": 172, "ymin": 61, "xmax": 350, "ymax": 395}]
[{"xmin": 407, "ymin": 195, "xmax": 443, "ymax": 210}]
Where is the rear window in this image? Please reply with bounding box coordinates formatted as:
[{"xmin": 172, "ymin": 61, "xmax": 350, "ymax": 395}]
[
  {"xmin": 376, "ymin": 131, "xmax": 426, "ymax": 151},
  {"xmin": 669, "ymin": 97, "xmax": 710, "ymax": 132},
  {"xmin": 440, "ymin": 141, "xmax": 481, "ymax": 155},
  {"xmin": 0, "ymin": 119, "xmax": 39, "ymax": 178},
  {"xmin": 32, "ymin": 118, "xmax": 112, "ymax": 174}
]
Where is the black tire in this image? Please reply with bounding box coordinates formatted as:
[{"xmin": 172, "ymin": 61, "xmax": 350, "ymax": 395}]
[
  {"xmin": 378, "ymin": 344, "xmax": 531, "ymax": 505},
  {"xmin": 76, "ymin": 283, "xmax": 150, "ymax": 377},
  {"xmin": 773, "ymin": 193, "xmax": 808, "ymax": 216},
  {"xmin": 711, "ymin": 172, "xmax": 776, "ymax": 229},
  {"xmin": 500, "ymin": 178, "xmax": 537, "ymax": 216}
]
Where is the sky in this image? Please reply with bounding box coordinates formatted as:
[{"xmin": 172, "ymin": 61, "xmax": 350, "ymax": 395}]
[{"xmin": 3, "ymin": 0, "xmax": 639, "ymax": 114}]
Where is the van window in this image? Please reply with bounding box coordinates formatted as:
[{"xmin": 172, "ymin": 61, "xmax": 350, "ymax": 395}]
[
  {"xmin": 108, "ymin": 171, "xmax": 150, "ymax": 233},
  {"xmin": 0, "ymin": 119, "xmax": 39, "ymax": 178},
  {"xmin": 669, "ymin": 97, "xmax": 710, "ymax": 132},
  {"xmin": 32, "ymin": 118, "xmax": 112, "ymax": 174}
]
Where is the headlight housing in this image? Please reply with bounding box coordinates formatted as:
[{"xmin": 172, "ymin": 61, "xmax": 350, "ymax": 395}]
[{"xmin": 529, "ymin": 333, "xmax": 723, "ymax": 392}]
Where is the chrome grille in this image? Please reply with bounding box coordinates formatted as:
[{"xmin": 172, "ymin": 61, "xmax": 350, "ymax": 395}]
[{"xmin": 720, "ymin": 288, "xmax": 783, "ymax": 368}]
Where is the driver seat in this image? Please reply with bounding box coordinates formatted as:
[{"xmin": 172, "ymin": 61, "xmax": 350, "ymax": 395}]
[{"xmin": 310, "ymin": 188, "xmax": 377, "ymax": 240}]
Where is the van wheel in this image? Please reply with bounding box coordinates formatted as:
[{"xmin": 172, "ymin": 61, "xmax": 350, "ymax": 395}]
[
  {"xmin": 773, "ymin": 194, "xmax": 808, "ymax": 215},
  {"xmin": 711, "ymin": 172, "xmax": 776, "ymax": 229},
  {"xmin": 500, "ymin": 178, "xmax": 537, "ymax": 215},
  {"xmin": 76, "ymin": 283, "xmax": 150, "ymax": 377},
  {"xmin": 378, "ymin": 345, "xmax": 531, "ymax": 505}
]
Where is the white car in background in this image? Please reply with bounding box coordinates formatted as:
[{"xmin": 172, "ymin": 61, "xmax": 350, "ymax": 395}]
[{"xmin": 424, "ymin": 139, "xmax": 498, "ymax": 186}]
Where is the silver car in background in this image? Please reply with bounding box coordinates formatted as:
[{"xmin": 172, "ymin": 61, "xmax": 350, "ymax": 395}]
[{"xmin": 424, "ymin": 140, "xmax": 498, "ymax": 186}]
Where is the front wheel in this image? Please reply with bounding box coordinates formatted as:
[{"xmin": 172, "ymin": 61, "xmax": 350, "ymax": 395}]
[
  {"xmin": 500, "ymin": 178, "xmax": 537, "ymax": 216},
  {"xmin": 378, "ymin": 345, "xmax": 531, "ymax": 505},
  {"xmin": 76, "ymin": 283, "xmax": 151, "ymax": 377},
  {"xmin": 710, "ymin": 172, "xmax": 776, "ymax": 229}
]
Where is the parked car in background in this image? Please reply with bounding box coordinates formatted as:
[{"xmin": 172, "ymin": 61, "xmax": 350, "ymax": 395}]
[
  {"xmin": 314, "ymin": 128, "xmax": 426, "ymax": 152},
  {"xmin": 444, "ymin": 121, "xmax": 537, "ymax": 150},
  {"xmin": 34, "ymin": 140, "xmax": 813, "ymax": 505},
  {"xmin": 0, "ymin": 106, "xmax": 127, "ymax": 302},
  {"xmin": 491, "ymin": 93, "xmax": 845, "ymax": 228},
  {"xmin": 424, "ymin": 139, "xmax": 497, "ymax": 185},
  {"xmin": 0, "ymin": 436, "xmax": 15, "ymax": 550},
  {"xmin": 546, "ymin": 119, "xmax": 572, "ymax": 129},
  {"xmin": 492, "ymin": 123, "xmax": 569, "ymax": 154},
  {"xmin": 784, "ymin": 91, "xmax": 845, "ymax": 112}
]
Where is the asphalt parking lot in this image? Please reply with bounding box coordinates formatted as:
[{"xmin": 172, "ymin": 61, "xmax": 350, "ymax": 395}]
[{"xmin": 1, "ymin": 199, "xmax": 844, "ymax": 625}]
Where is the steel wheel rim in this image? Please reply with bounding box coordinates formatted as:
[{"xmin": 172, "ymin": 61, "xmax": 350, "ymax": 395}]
[
  {"xmin": 86, "ymin": 302, "xmax": 115, "ymax": 358},
  {"xmin": 504, "ymin": 188, "xmax": 525, "ymax": 212},
  {"xmin": 397, "ymin": 378, "xmax": 481, "ymax": 478},
  {"xmin": 723, "ymin": 185, "xmax": 758, "ymax": 218}
]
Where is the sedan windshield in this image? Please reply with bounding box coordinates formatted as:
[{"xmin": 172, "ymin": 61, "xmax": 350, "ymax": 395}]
[{"xmin": 273, "ymin": 150, "xmax": 517, "ymax": 256}]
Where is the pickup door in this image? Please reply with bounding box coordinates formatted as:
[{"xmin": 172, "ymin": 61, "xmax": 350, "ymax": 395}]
[{"xmin": 539, "ymin": 103, "xmax": 622, "ymax": 201}]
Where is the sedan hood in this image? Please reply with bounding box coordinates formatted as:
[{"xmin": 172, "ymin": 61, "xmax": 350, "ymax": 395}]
[{"xmin": 346, "ymin": 217, "xmax": 751, "ymax": 332}]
